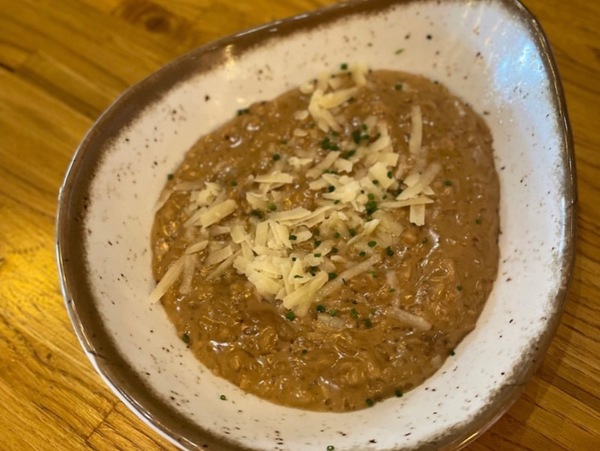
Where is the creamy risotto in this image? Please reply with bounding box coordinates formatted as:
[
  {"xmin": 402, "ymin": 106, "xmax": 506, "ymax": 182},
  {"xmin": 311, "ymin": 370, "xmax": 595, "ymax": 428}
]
[{"xmin": 150, "ymin": 66, "xmax": 500, "ymax": 411}]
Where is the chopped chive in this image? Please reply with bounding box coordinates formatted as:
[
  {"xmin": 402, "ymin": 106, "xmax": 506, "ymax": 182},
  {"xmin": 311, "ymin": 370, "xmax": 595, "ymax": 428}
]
[
  {"xmin": 341, "ymin": 149, "xmax": 356, "ymax": 159},
  {"xmin": 331, "ymin": 246, "xmax": 339, "ymax": 254},
  {"xmin": 367, "ymin": 193, "xmax": 375, "ymax": 200},
  {"xmin": 289, "ymin": 234, "xmax": 297, "ymax": 240},
  {"xmin": 327, "ymin": 446, "xmax": 335, "ymax": 451},
  {"xmin": 394, "ymin": 83, "xmax": 403, "ymax": 91},
  {"xmin": 315, "ymin": 240, "xmax": 322, "ymax": 247},
  {"xmin": 285, "ymin": 310, "xmax": 296, "ymax": 321},
  {"xmin": 328, "ymin": 272, "xmax": 338, "ymax": 280},
  {"xmin": 444, "ymin": 179, "xmax": 453, "ymax": 186},
  {"xmin": 422, "ymin": 237, "xmax": 429, "ymax": 244},
  {"xmin": 387, "ymin": 171, "xmax": 393, "ymax": 179},
  {"xmin": 475, "ymin": 216, "xmax": 483, "ymax": 224},
  {"xmin": 291, "ymin": 257, "xmax": 297, "ymax": 261},
  {"xmin": 456, "ymin": 285, "xmax": 463, "ymax": 291},
  {"xmin": 181, "ymin": 333, "xmax": 190, "ymax": 344},
  {"xmin": 372, "ymin": 179, "xmax": 380, "ymax": 185},
  {"xmin": 350, "ymin": 308, "xmax": 359, "ymax": 318},
  {"xmin": 363, "ymin": 318, "xmax": 373, "ymax": 328},
  {"xmin": 316, "ymin": 304, "xmax": 326, "ymax": 313},
  {"xmin": 302, "ymin": 349, "xmax": 308, "ymax": 355},
  {"xmin": 272, "ymin": 153, "xmax": 281, "ymax": 161},
  {"xmin": 395, "ymin": 389, "xmax": 403, "ymax": 397},
  {"xmin": 237, "ymin": 108, "xmax": 250, "ymax": 116},
  {"xmin": 328, "ymin": 185, "xmax": 336, "ymax": 192},
  {"xmin": 167, "ymin": 173, "xmax": 174, "ymax": 181},
  {"xmin": 366, "ymin": 398, "xmax": 375, "ymax": 407},
  {"xmin": 231, "ymin": 180, "xmax": 238, "ymax": 186},
  {"xmin": 449, "ymin": 349, "xmax": 456, "ymax": 356},
  {"xmin": 349, "ymin": 228, "xmax": 357, "ymax": 237},
  {"xmin": 333, "ymin": 232, "xmax": 341, "ymax": 239},
  {"xmin": 365, "ymin": 199, "xmax": 378, "ymax": 215},
  {"xmin": 329, "ymin": 309, "xmax": 338, "ymax": 316},
  {"xmin": 268, "ymin": 203, "xmax": 277, "ymax": 211},
  {"xmin": 352, "ymin": 129, "xmax": 361, "ymax": 144},
  {"xmin": 220, "ymin": 394, "xmax": 227, "ymax": 400},
  {"xmin": 340, "ymin": 62, "xmax": 348, "ymax": 70},
  {"xmin": 294, "ymin": 275, "xmax": 303, "ymax": 279},
  {"xmin": 359, "ymin": 251, "xmax": 367, "ymax": 257},
  {"xmin": 386, "ymin": 246, "xmax": 394, "ymax": 256},
  {"xmin": 314, "ymin": 253, "xmax": 322, "ymax": 258},
  {"xmin": 250, "ymin": 209, "xmax": 264, "ymax": 219},
  {"xmin": 395, "ymin": 48, "xmax": 405, "ymax": 55},
  {"xmin": 368, "ymin": 240, "xmax": 377, "ymax": 248},
  {"xmin": 321, "ymin": 136, "xmax": 332, "ymax": 150}
]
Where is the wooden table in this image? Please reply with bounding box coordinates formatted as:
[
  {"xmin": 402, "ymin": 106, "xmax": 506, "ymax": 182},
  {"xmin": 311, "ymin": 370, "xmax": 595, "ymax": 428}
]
[{"xmin": 0, "ymin": 0, "xmax": 598, "ymax": 449}]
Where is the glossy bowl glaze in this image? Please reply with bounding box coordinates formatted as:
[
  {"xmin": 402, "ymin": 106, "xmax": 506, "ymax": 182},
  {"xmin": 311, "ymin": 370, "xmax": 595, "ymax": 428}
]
[{"xmin": 56, "ymin": 0, "xmax": 575, "ymax": 449}]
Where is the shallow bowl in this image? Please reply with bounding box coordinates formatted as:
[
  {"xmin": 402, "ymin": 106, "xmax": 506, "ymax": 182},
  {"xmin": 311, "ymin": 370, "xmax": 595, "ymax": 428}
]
[{"xmin": 56, "ymin": 0, "xmax": 575, "ymax": 449}]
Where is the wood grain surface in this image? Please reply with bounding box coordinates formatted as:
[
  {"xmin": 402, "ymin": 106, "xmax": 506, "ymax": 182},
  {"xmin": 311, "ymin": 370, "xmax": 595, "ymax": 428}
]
[{"xmin": 0, "ymin": 0, "xmax": 598, "ymax": 449}]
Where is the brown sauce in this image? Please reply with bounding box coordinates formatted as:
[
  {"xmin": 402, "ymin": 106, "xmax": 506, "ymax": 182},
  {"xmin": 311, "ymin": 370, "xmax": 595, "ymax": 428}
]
[{"xmin": 151, "ymin": 68, "xmax": 500, "ymax": 411}]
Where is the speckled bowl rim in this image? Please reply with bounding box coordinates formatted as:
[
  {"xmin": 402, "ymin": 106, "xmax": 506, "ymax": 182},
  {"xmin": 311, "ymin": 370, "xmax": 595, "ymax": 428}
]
[{"xmin": 56, "ymin": 0, "xmax": 576, "ymax": 449}]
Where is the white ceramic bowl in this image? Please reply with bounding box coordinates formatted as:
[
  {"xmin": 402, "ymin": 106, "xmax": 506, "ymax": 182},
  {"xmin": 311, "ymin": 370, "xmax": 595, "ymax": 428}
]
[{"xmin": 57, "ymin": 0, "xmax": 575, "ymax": 449}]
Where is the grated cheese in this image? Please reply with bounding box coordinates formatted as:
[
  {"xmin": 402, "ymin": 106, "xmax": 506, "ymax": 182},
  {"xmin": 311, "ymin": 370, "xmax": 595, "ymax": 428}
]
[
  {"xmin": 198, "ymin": 199, "xmax": 237, "ymax": 228},
  {"xmin": 185, "ymin": 240, "xmax": 209, "ymax": 254},
  {"xmin": 152, "ymin": 65, "xmax": 445, "ymax": 315},
  {"xmin": 205, "ymin": 244, "xmax": 234, "ymax": 266},
  {"xmin": 254, "ymin": 171, "xmax": 294, "ymax": 184},
  {"xmin": 409, "ymin": 105, "xmax": 423, "ymax": 155}
]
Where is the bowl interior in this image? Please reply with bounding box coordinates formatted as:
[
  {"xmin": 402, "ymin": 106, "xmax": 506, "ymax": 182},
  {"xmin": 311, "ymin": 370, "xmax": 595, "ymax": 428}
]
[{"xmin": 57, "ymin": 0, "xmax": 574, "ymax": 449}]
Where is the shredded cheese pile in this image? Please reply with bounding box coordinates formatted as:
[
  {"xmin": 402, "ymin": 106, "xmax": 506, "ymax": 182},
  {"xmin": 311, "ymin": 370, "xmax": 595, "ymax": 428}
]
[{"xmin": 151, "ymin": 65, "xmax": 441, "ymax": 316}]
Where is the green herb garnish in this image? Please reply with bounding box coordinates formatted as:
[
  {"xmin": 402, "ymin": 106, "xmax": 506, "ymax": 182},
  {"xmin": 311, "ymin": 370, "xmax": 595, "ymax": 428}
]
[{"xmin": 365, "ymin": 199, "xmax": 378, "ymax": 215}]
